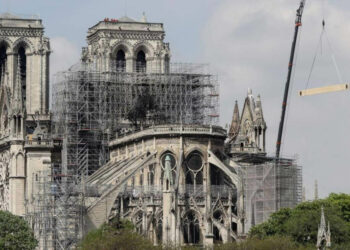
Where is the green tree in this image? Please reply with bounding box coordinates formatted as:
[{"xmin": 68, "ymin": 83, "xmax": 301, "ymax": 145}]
[
  {"xmin": 215, "ymin": 236, "xmax": 311, "ymax": 250},
  {"xmin": 0, "ymin": 211, "xmax": 38, "ymax": 250},
  {"xmin": 249, "ymin": 194, "xmax": 350, "ymax": 246},
  {"xmin": 249, "ymin": 208, "xmax": 292, "ymax": 238},
  {"xmin": 327, "ymin": 193, "xmax": 350, "ymax": 222},
  {"xmin": 78, "ymin": 218, "xmax": 158, "ymax": 250}
]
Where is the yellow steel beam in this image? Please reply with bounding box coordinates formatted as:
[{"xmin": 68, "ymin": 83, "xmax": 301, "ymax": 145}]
[{"xmin": 299, "ymin": 83, "xmax": 349, "ymax": 96}]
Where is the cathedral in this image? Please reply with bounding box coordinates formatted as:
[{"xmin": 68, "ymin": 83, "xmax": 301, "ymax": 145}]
[{"xmin": 0, "ymin": 13, "xmax": 302, "ymax": 249}]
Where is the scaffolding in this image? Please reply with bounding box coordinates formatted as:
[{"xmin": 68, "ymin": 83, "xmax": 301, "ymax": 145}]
[
  {"xmin": 29, "ymin": 168, "xmax": 85, "ymax": 250},
  {"xmin": 28, "ymin": 171, "xmax": 55, "ymax": 250},
  {"xmin": 52, "ymin": 62, "xmax": 219, "ymax": 177},
  {"xmin": 236, "ymin": 155, "xmax": 302, "ymax": 233},
  {"xmin": 46, "ymin": 62, "xmax": 219, "ymax": 249}
]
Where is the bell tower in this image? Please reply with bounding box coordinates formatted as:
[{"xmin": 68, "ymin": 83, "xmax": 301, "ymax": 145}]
[{"xmin": 0, "ymin": 13, "xmax": 52, "ymax": 216}]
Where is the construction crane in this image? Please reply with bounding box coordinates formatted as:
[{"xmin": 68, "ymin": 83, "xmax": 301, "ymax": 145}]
[{"xmin": 276, "ymin": 0, "xmax": 306, "ymax": 159}]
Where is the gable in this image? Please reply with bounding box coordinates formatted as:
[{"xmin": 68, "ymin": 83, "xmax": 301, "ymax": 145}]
[{"xmin": 240, "ymin": 97, "xmax": 254, "ymax": 130}]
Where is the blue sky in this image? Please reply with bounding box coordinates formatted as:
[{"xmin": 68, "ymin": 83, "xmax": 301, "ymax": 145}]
[
  {"xmin": 1, "ymin": 0, "xmax": 350, "ymax": 199},
  {"xmin": 1, "ymin": 0, "xmax": 218, "ymax": 62}
]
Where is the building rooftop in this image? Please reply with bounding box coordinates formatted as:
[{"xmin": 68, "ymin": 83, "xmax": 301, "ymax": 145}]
[
  {"xmin": 0, "ymin": 12, "xmax": 43, "ymax": 28},
  {"xmin": 109, "ymin": 124, "xmax": 227, "ymax": 148},
  {"xmin": 87, "ymin": 15, "xmax": 164, "ymax": 38}
]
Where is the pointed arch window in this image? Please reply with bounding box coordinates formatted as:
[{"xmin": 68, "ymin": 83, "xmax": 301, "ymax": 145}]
[
  {"xmin": 116, "ymin": 49, "xmax": 126, "ymax": 72},
  {"xmin": 18, "ymin": 47, "xmax": 27, "ymax": 109},
  {"xmin": 136, "ymin": 50, "xmax": 146, "ymax": 73},
  {"xmin": 0, "ymin": 45, "xmax": 7, "ymax": 84},
  {"xmin": 164, "ymin": 54, "xmax": 170, "ymax": 74},
  {"xmin": 184, "ymin": 152, "xmax": 204, "ymax": 190},
  {"xmin": 156, "ymin": 218, "xmax": 163, "ymax": 243},
  {"xmin": 183, "ymin": 211, "xmax": 200, "ymax": 244}
]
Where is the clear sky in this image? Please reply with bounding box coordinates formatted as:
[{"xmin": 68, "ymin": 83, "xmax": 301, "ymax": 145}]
[{"xmin": 1, "ymin": 0, "xmax": 349, "ymax": 199}]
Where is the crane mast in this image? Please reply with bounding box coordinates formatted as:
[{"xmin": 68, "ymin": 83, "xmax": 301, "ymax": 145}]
[{"xmin": 276, "ymin": 0, "xmax": 306, "ymax": 159}]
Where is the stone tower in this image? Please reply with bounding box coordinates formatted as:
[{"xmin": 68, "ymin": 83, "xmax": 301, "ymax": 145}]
[
  {"xmin": 0, "ymin": 13, "xmax": 52, "ymax": 216},
  {"xmin": 82, "ymin": 15, "xmax": 171, "ymax": 73}
]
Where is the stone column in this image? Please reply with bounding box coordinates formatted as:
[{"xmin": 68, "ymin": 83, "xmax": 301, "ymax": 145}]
[
  {"xmin": 263, "ymin": 129, "xmax": 266, "ymax": 152},
  {"xmin": 204, "ymin": 139, "xmax": 214, "ymax": 248},
  {"xmin": 126, "ymin": 56, "xmax": 133, "ymax": 73},
  {"xmin": 6, "ymin": 52, "xmax": 15, "ymax": 90},
  {"xmin": 227, "ymin": 192, "xmax": 233, "ymax": 243},
  {"xmin": 9, "ymin": 145, "xmax": 25, "ymax": 216}
]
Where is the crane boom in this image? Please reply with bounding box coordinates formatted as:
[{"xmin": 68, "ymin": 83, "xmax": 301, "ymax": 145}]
[{"xmin": 276, "ymin": 0, "xmax": 306, "ymax": 159}]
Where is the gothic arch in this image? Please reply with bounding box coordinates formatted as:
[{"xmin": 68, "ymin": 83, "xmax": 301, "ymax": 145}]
[
  {"xmin": 213, "ymin": 208, "xmax": 227, "ymax": 222},
  {"xmin": 111, "ymin": 41, "xmax": 132, "ymax": 58},
  {"xmin": 0, "ymin": 38, "xmax": 12, "ymax": 52},
  {"xmin": 12, "ymin": 38, "xmax": 34, "ymax": 54},
  {"xmin": 184, "ymin": 150, "xmax": 204, "ymax": 186},
  {"xmin": 181, "ymin": 208, "xmax": 203, "ymax": 225},
  {"xmin": 184, "ymin": 147, "xmax": 205, "ymax": 159},
  {"xmin": 182, "ymin": 209, "xmax": 202, "ymax": 244},
  {"xmin": 133, "ymin": 41, "xmax": 154, "ymax": 58},
  {"xmin": 158, "ymin": 149, "xmax": 177, "ymax": 163}
]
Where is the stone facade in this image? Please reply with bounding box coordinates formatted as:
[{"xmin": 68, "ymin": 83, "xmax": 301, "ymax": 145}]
[
  {"xmin": 229, "ymin": 88, "xmax": 267, "ymax": 154},
  {"xmin": 82, "ymin": 15, "xmax": 170, "ymax": 73},
  {"xmin": 0, "ymin": 13, "xmax": 53, "ymax": 217},
  {"xmin": 85, "ymin": 125, "xmax": 244, "ymax": 247}
]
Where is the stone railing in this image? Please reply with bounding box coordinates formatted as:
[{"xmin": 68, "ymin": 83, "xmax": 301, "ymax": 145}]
[
  {"xmin": 24, "ymin": 139, "xmax": 53, "ymax": 148},
  {"xmin": 114, "ymin": 184, "xmax": 236, "ymax": 199},
  {"xmin": 110, "ymin": 124, "xmax": 227, "ymax": 146}
]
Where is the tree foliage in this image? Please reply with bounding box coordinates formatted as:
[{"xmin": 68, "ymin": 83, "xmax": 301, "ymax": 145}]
[
  {"xmin": 0, "ymin": 211, "xmax": 37, "ymax": 250},
  {"xmin": 249, "ymin": 193, "xmax": 350, "ymax": 246},
  {"xmin": 78, "ymin": 218, "xmax": 159, "ymax": 250},
  {"xmin": 215, "ymin": 236, "xmax": 310, "ymax": 250}
]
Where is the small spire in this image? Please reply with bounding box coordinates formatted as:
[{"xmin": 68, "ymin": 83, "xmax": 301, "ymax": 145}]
[
  {"xmin": 247, "ymin": 88, "xmax": 252, "ymax": 95},
  {"xmin": 141, "ymin": 12, "xmax": 147, "ymax": 23},
  {"xmin": 229, "ymin": 100, "xmax": 240, "ymax": 139},
  {"xmin": 317, "ymin": 206, "xmax": 331, "ymax": 248},
  {"xmin": 302, "ymin": 186, "xmax": 306, "ymax": 202},
  {"xmin": 320, "ymin": 206, "xmax": 326, "ymax": 228},
  {"xmin": 13, "ymin": 56, "xmax": 23, "ymax": 114},
  {"xmin": 315, "ymin": 180, "xmax": 319, "ymax": 200}
]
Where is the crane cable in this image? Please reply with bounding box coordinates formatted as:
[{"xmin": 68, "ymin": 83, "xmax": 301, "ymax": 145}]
[{"xmin": 305, "ymin": 0, "xmax": 343, "ymax": 90}]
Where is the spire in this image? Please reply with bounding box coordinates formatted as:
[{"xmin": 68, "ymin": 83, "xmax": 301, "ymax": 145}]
[
  {"xmin": 141, "ymin": 12, "xmax": 147, "ymax": 23},
  {"xmin": 255, "ymin": 94, "xmax": 264, "ymax": 120},
  {"xmin": 229, "ymin": 100, "xmax": 240, "ymax": 139},
  {"xmin": 247, "ymin": 88, "xmax": 252, "ymax": 96},
  {"xmin": 320, "ymin": 206, "xmax": 326, "ymax": 229},
  {"xmin": 317, "ymin": 206, "xmax": 331, "ymax": 249},
  {"xmin": 302, "ymin": 186, "xmax": 306, "ymax": 202},
  {"xmin": 13, "ymin": 56, "xmax": 23, "ymax": 114},
  {"xmin": 256, "ymin": 94, "xmax": 262, "ymax": 108},
  {"xmin": 315, "ymin": 180, "xmax": 319, "ymax": 200}
]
